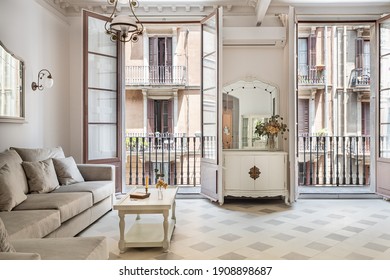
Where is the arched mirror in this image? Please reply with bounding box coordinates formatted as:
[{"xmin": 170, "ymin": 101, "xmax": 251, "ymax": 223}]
[
  {"xmin": 0, "ymin": 41, "xmax": 25, "ymax": 123},
  {"xmin": 222, "ymin": 79, "xmax": 279, "ymax": 150}
]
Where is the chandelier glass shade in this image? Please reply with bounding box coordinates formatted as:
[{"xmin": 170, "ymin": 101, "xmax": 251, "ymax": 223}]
[{"xmin": 105, "ymin": 0, "xmax": 143, "ymax": 43}]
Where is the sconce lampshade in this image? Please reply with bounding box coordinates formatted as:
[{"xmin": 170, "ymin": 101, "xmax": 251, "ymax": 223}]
[{"xmin": 31, "ymin": 69, "xmax": 54, "ymax": 91}]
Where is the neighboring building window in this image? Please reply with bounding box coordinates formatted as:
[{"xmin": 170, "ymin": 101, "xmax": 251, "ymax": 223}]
[
  {"xmin": 354, "ymin": 38, "xmax": 370, "ymax": 85},
  {"xmin": 149, "ymin": 37, "xmax": 173, "ymax": 83},
  {"xmin": 298, "ymin": 38, "xmax": 308, "ymax": 82},
  {"xmin": 147, "ymin": 99, "xmax": 172, "ymax": 134}
]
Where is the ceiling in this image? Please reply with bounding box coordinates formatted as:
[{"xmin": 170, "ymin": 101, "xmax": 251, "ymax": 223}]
[{"xmin": 41, "ymin": 0, "xmax": 390, "ymax": 17}]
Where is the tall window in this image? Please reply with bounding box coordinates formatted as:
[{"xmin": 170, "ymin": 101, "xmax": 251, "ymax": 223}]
[
  {"xmin": 149, "ymin": 37, "xmax": 173, "ymax": 83},
  {"xmin": 147, "ymin": 99, "xmax": 172, "ymax": 134}
]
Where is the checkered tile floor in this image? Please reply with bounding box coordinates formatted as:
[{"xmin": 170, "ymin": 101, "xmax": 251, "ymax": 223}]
[{"xmin": 78, "ymin": 197, "xmax": 390, "ymax": 260}]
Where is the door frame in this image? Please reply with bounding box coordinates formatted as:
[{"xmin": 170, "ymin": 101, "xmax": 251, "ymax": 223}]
[{"xmin": 83, "ymin": 10, "xmax": 124, "ymax": 192}]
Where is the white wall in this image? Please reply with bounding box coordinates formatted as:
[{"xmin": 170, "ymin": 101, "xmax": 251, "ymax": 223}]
[
  {"xmin": 0, "ymin": 0, "xmax": 70, "ymax": 154},
  {"xmin": 223, "ymin": 46, "xmax": 287, "ymax": 118}
]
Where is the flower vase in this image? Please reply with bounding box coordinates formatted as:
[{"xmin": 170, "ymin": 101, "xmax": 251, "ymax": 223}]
[
  {"xmin": 158, "ymin": 188, "xmax": 163, "ymax": 200},
  {"xmin": 267, "ymin": 135, "xmax": 276, "ymax": 150}
]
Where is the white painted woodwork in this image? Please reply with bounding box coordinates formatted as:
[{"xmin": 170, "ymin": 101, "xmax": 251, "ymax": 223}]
[
  {"xmin": 113, "ymin": 187, "xmax": 178, "ymax": 253},
  {"xmin": 223, "ymin": 150, "xmax": 289, "ymax": 204}
]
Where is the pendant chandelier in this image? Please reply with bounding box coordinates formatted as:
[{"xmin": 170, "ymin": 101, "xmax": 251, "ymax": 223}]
[{"xmin": 105, "ymin": 0, "xmax": 144, "ymax": 43}]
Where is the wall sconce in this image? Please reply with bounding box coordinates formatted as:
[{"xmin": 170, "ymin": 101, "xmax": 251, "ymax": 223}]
[{"xmin": 31, "ymin": 69, "xmax": 54, "ymax": 91}]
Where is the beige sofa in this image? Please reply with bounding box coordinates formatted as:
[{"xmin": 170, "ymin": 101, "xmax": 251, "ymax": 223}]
[{"xmin": 0, "ymin": 147, "xmax": 115, "ymax": 260}]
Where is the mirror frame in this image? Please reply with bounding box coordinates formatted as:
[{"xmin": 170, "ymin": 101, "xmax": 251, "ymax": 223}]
[{"xmin": 0, "ymin": 41, "xmax": 25, "ymax": 123}]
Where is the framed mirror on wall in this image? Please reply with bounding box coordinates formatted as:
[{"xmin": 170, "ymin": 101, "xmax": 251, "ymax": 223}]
[
  {"xmin": 222, "ymin": 79, "xmax": 279, "ymax": 150},
  {"xmin": 0, "ymin": 41, "xmax": 25, "ymax": 123}
]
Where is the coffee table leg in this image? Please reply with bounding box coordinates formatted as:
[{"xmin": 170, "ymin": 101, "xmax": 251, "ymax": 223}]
[
  {"xmin": 118, "ymin": 212, "xmax": 126, "ymax": 253},
  {"xmin": 172, "ymin": 199, "xmax": 176, "ymax": 221},
  {"xmin": 162, "ymin": 210, "xmax": 169, "ymax": 252}
]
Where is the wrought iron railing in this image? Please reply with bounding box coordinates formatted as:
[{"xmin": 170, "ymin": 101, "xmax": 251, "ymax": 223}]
[
  {"xmin": 298, "ymin": 65, "xmax": 325, "ymax": 85},
  {"xmin": 349, "ymin": 68, "xmax": 370, "ymax": 87},
  {"xmin": 126, "ymin": 133, "xmax": 201, "ymax": 186},
  {"xmin": 125, "ymin": 65, "xmax": 186, "ymax": 86},
  {"xmin": 298, "ymin": 135, "xmax": 370, "ymax": 186}
]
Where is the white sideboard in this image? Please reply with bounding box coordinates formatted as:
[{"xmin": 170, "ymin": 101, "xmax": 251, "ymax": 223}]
[{"xmin": 223, "ymin": 150, "xmax": 289, "ymax": 204}]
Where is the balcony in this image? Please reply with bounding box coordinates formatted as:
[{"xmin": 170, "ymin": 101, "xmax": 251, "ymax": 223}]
[
  {"xmin": 125, "ymin": 65, "xmax": 187, "ymax": 86},
  {"xmin": 298, "ymin": 65, "xmax": 325, "ymax": 85},
  {"xmin": 349, "ymin": 68, "xmax": 370, "ymax": 88},
  {"xmin": 298, "ymin": 135, "xmax": 370, "ymax": 186},
  {"xmin": 125, "ymin": 133, "xmax": 201, "ymax": 186}
]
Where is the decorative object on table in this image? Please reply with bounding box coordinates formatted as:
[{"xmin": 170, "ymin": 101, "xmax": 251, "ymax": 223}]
[
  {"xmin": 130, "ymin": 192, "xmax": 150, "ymax": 199},
  {"xmin": 254, "ymin": 115, "xmax": 288, "ymax": 150},
  {"xmin": 145, "ymin": 175, "xmax": 149, "ymax": 193},
  {"xmin": 155, "ymin": 177, "xmax": 168, "ymax": 200}
]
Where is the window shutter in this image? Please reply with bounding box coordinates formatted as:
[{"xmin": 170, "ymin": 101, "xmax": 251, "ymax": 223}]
[
  {"xmin": 308, "ymin": 34, "xmax": 316, "ymax": 81},
  {"xmin": 361, "ymin": 102, "xmax": 370, "ymax": 136},
  {"xmin": 166, "ymin": 38, "xmax": 173, "ymax": 82},
  {"xmin": 356, "ymin": 38, "xmax": 363, "ymax": 69},
  {"xmin": 149, "ymin": 37, "xmax": 158, "ymax": 84},
  {"xmin": 298, "ymin": 99, "xmax": 309, "ymax": 135},
  {"xmin": 147, "ymin": 99, "xmax": 155, "ymax": 133},
  {"xmin": 167, "ymin": 99, "xmax": 173, "ymax": 133}
]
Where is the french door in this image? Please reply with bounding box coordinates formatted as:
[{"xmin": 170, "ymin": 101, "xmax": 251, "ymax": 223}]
[
  {"xmin": 200, "ymin": 8, "xmax": 223, "ymax": 202},
  {"xmin": 83, "ymin": 11, "xmax": 123, "ymax": 192},
  {"xmin": 376, "ymin": 15, "xmax": 390, "ymax": 197}
]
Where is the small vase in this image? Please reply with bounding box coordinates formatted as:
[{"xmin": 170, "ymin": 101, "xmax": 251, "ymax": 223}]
[
  {"xmin": 158, "ymin": 188, "xmax": 163, "ymax": 200},
  {"xmin": 267, "ymin": 135, "xmax": 276, "ymax": 150}
]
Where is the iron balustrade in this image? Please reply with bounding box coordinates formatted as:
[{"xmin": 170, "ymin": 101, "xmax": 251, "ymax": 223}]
[
  {"xmin": 126, "ymin": 133, "xmax": 201, "ymax": 186},
  {"xmin": 125, "ymin": 65, "xmax": 186, "ymax": 86},
  {"xmin": 298, "ymin": 135, "xmax": 370, "ymax": 186},
  {"xmin": 349, "ymin": 68, "xmax": 370, "ymax": 87},
  {"xmin": 298, "ymin": 65, "xmax": 325, "ymax": 85}
]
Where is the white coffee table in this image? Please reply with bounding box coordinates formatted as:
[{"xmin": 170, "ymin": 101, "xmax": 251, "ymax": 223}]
[{"xmin": 113, "ymin": 187, "xmax": 178, "ymax": 253}]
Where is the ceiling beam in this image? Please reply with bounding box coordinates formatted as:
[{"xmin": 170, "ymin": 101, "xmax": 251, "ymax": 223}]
[{"xmin": 256, "ymin": 0, "xmax": 272, "ymax": 26}]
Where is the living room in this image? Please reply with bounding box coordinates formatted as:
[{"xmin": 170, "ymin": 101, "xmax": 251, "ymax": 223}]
[{"xmin": 1, "ymin": 0, "xmax": 390, "ymax": 278}]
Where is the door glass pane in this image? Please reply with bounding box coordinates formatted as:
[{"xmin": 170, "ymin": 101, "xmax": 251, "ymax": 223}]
[
  {"xmin": 202, "ymin": 14, "xmax": 218, "ymax": 162},
  {"xmin": 379, "ymin": 20, "xmax": 390, "ymax": 158},
  {"xmin": 88, "ymin": 89, "xmax": 117, "ymax": 123},
  {"xmin": 88, "ymin": 17, "xmax": 116, "ymax": 56},
  {"xmin": 88, "ymin": 124, "xmax": 117, "ymax": 160},
  {"xmin": 88, "ymin": 54, "xmax": 117, "ymax": 90}
]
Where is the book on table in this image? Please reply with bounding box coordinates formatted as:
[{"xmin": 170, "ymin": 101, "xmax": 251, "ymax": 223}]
[{"xmin": 130, "ymin": 192, "xmax": 150, "ymax": 199}]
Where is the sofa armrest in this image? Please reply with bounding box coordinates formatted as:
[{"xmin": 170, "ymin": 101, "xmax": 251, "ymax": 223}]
[
  {"xmin": 0, "ymin": 252, "xmax": 41, "ymax": 260},
  {"xmin": 77, "ymin": 164, "xmax": 115, "ymax": 181}
]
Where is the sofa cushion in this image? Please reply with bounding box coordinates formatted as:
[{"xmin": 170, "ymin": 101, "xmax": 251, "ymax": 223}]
[
  {"xmin": 52, "ymin": 181, "xmax": 113, "ymax": 204},
  {"xmin": 52, "ymin": 156, "xmax": 84, "ymax": 185},
  {"xmin": 0, "ymin": 149, "xmax": 29, "ymax": 194},
  {"xmin": 11, "ymin": 146, "xmax": 65, "ymax": 162},
  {"xmin": 11, "ymin": 236, "xmax": 108, "ymax": 260},
  {"xmin": 22, "ymin": 159, "xmax": 60, "ymax": 193},
  {"xmin": 13, "ymin": 193, "xmax": 93, "ymax": 223},
  {"xmin": 0, "ymin": 217, "xmax": 15, "ymax": 252},
  {"xmin": 0, "ymin": 210, "xmax": 61, "ymax": 240},
  {"xmin": 0, "ymin": 164, "xmax": 27, "ymax": 211}
]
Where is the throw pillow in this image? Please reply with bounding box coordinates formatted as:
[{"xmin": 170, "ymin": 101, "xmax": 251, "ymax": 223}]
[
  {"xmin": 52, "ymin": 156, "xmax": 85, "ymax": 185},
  {"xmin": 10, "ymin": 146, "xmax": 65, "ymax": 162},
  {"xmin": 0, "ymin": 164, "xmax": 27, "ymax": 211},
  {"xmin": 22, "ymin": 159, "xmax": 60, "ymax": 193},
  {"xmin": 0, "ymin": 217, "xmax": 16, "ymax": 252},
  {"xmin": 0, "ymin": 149, "xmax": 29, "ymax": 195}
]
